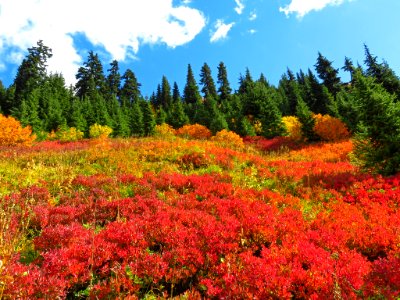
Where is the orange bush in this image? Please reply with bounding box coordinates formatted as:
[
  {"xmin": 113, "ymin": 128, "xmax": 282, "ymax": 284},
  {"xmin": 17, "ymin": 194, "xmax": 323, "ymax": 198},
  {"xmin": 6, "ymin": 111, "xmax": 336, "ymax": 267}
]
[
  {"xmin": 313, "ymin": 114, "xmax": 350, "ymax": 141},
  {"xmin": 0, "ymin": 114, "xmax": 36, "ymax": 146},
  {"xmin": 282, "ymin": 116, "xmax": 302, "ymax": 141},
  {"xmin": 176, "ymin": 124, "xmax": 212, "ymax": 140},
  {"xmin": 212, "ymin": 129, "xmax": 244, "ymax": 148}
]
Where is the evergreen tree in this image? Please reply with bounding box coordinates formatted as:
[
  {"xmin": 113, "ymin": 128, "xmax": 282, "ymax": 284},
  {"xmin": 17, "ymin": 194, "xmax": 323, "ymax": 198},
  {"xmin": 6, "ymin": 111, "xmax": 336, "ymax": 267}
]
[
  {"xmin": 364, "ymin": 44, "xmax": 400, "ymax": 98},
  {"xmin": 243, "ymin": 82, "xmax": 285, "ymax": 138},
  {"xmin": 296, "ymin": 99, "xmax": 318, "ymax": 141},
  {"xmin": 278, "ymin": 69, "xmax": 303, "ymax": 115},
  {"xmin": 343, "ymin": 56, "xmax": 356, "ymax": 83},
  {"xmin": 69, "ymin": 98, "xmax": 87, "ymax": 133},
  {"xmin": 352, "ymin": 71, "xmax": 400, "ymax": 175},
  {"xmin": 129, "ymin": 101, "xmax": 144, "ymax": 136},
  {"xmin": 141, "ymin": 100, "xmax": 156, "ymax": 136},
  {"xmin": 167, "ymin": 101, "xmax": 189, "ymax": 129},
  {"xmin": 199, "ymin": 63, "xmax": 218, "ymax": 100},
  {"xmin": 183, "ymin": 64, "xmax": 201, "ymax": 104},
  {"xmin": 257, "ymin": 73, "xmax": 269, "ymax": 88},
  {"xmin": 204, "ymin": 97, "xmax": 228, "ymax": 134},
  {"xmin": 172, "ymin": 82, "xmax": 181, "ymax": 103},
  {"xmin": 1, "ymin": 85, "xmax": 15, "ymax": 115},
  {"xmin": 120, "ymin": 69, "xmax": 141, "ymax": 106},
  {"xmin": 156, "ymin": 107, "xmax": 167, "ymax": 125},
  {"xmin": 0, "ymin": 80, "xmax": 5, "ymax": 114},
  {"xmin": 14, "ymin": 40, "xmax": 52, "ymax": 107},
  {"xmin": 217, "ymin": 61, "xmax": 232, "ymax": 102},
  {"xmin": 106, "ymin": 60, "xmax": 121, "ymax": 98},
  {"xmin": 18, "ymin": 89, "xmax": 42, "ymax": 133},
  {"xmin": 315, "ymin": 52, "xmax": 341, "ymax": 97},
  {"xmin": 75, "ymin": 51, "xmax": 106, "ymax": 99},
  {"xmin": 160, "ymin": 76, "xmax": 172, "ymax": 108},
  {"xmin": 238, "ymin": 68, "xmax": 253, "ymax": 95}
]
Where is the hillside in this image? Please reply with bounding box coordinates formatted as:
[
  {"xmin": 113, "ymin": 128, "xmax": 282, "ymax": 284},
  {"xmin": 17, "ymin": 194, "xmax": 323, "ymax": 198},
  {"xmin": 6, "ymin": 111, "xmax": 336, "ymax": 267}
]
[{"xmin": 0, "ymin": 131, "xmax": 399, "ymax": 299}]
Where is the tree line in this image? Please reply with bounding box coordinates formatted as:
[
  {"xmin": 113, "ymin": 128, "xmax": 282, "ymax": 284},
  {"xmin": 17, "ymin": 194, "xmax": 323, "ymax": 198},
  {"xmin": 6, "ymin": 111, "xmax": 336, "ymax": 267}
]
[{"xmin": 0, "ymin": 41, "xmax": 399, "ymax": 174}]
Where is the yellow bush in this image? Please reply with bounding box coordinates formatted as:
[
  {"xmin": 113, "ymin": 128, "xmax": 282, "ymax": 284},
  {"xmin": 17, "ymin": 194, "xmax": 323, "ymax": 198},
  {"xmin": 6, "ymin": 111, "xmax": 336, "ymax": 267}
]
[
  {"xmin": 56, "ymin": 127, "xmax": 84, "ymax": 142},
  {"xmin": 211, "ymin": 129, "xmax": 244, "ymax": 148},
  {"xmin": 176, "ymin": 124, "xmax": 212, "ymax": 140},
  {"xmin": 89, "ymin": 124, "xmax": 113, "ymax": 139},
  {"xmin": 282, "ymin": 116, "xmax": 303, "ymax": 141},
  {"xmin": 313, "ymin": 114, "xmax": 350, "ymax": 141},
  {"xmin": 0, "ymin": 114, "xmax": 36, "ymax": 146},
  {"xmin": 154, "ymin": 123, "xmax": 176, "ymax": 139}
]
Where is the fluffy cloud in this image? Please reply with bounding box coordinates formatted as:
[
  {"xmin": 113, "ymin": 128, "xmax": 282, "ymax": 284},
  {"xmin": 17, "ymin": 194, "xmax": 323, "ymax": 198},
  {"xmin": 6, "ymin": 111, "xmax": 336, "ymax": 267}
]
[
  {"xmin": 234, "ymin": 0, "xmax": 245, "ymax": 15},
  {"xmin": 0, "ymin": 0, "xmax": 206, "ymax": 85},
  {"xmin": 279, "ymin": 0, "xmax": 351, "ymax": 18},
  {"xmin": 210, "ymin": 20, "xmax": 235, "ymax": 43}
]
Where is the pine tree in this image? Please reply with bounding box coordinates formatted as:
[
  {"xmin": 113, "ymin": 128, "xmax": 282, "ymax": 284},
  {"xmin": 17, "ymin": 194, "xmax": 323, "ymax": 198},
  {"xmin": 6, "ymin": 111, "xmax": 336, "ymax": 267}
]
[
  {"xmin": 167, "ymin": 101, "xmax": 189, "ymax": 129},
  {"xmin": 183, "ymin": 64, "xmax": 201, "ymax": 104},
  {"xmin": 0, "ymin": 80, "xmax": 6, "ymax": 114},
  {"xmin": 217, "ymin": 61, "xmax": 232, "ymax": 102},
  {"xmin": 199, "ymin": 63, "xmax": 218, "ymax": 100},
  {"xmin": 315, "ymin": 52, "xmax": 341, "ymax": 97},
  {"xmin": 172, "ymin": 82, "xmax": 181, "ymax": 103},
  {"xmin": 141, "ymin": 100, "xmax": 156, "ymax": 136},
  {"xmin": 129, "ymin": 101, "xmax": 144, "ymax": 137},
  {"xmin": 18, "ymin": 89, "xmax": 42, "ymax": 133},
  {"xmin": 69, "ymin": 98, "xmax": 87, "ymax": 133},
  {"xmin": 238, "ymin": 68, "xmax": 254, "ymax": 95},
  {"xmin": 106, "ymin": 60, "xmax": 121, "ymax": 98},
  {"xmin": 14, "ymin": 40, "xmax": 52, "ymax": 107},
  {"xmin": 364, "ymin": 44, "xmax": 400, "ymax": 98},
  {"xmin": 75, "ymin": 51, "xmax": 106, "ymax": 99},
  {"xmin": 257, "ymin": 73, "xmax": 269, "ymax": 88},
  {"xmin": 120, "ymin": 69, "xmax": 141, "ymax": 106},
  {"xmin": 296, "ymin": 99, "xmax": 318, "ymax": 141},
  {"xmin": 352, "ymin": 70, "xmax": 400, "ymax": 175},
  {"xmin": 278, "ymin": 69, "xmax": 303, "ymax": 115},
  {"xmin": 160, "ymin": 76, "xmax": 172, "ymax": 109}
]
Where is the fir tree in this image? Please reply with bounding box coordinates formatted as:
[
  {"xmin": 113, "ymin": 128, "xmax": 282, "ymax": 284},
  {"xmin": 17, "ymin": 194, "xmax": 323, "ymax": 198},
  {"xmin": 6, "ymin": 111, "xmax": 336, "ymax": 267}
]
[
  {"xmin": 199, "ymin": 63, "xmax": 218, "ymax": 100},
  {"xmin": 75, "ymin": 51, "xmax": 106, "ymax": 99},
  {"xmin": 120, "ymin": 69, "xmax": 141, "ymax": 106},
  {"xmin": 183, "ymin": 64, "xmax": 201, "ymax": 104},
  {"xmin": 141, "ymin": 100, "xmax": 156, "ymax": 136},
  {"xmin": 14, "ymin": 40, "xmax": 52, "ymax": 107},
  {"xmin": 296, "ymin": 99, "xmax": 318, "ymax": 141},
  {"xmin": 217, "ymin": 61, "xmax": 232, "ymax": 102},
  {"xmin": 160, "ymin": 76, "xmax": 172, "ymax": 109},
  {"xmin": 69, "ymin": 98, "xmax": 87, "ymax": 133},
  {"xmin": 238, "ymin": 68, "xmax": 253, "ymax": 95},
  {"xmin": 130, "ymin": 101, "xmax": 144, "ymax": 137},
  {"xmin": 172, "ymin": 82, "xmax": 181, "ymax": 103},
  {"xmin": 315, "ymin": 52, "xmax": 341, "ymax": 97},
  {"xmin": 106, "ymin": 60, "xmax": 121, "ymax": 98},
  {"xmin": 352, "ymin": 71, "xmax": 400, "ymax": 175},
  {"xmin": 167, "ymin": 101, "xmax": 189, "ymax": 129}
]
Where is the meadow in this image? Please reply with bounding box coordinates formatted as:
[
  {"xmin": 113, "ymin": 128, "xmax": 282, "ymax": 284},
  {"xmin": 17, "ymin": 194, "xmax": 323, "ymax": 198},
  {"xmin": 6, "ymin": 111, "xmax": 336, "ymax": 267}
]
[{"xmin": 0, "ymin": 129, "xmax": 399, "ymax": 299}]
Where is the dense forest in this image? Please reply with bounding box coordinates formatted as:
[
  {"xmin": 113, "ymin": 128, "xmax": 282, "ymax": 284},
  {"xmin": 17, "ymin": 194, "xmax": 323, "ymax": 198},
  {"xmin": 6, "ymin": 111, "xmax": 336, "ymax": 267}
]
[{"xmin": 0, "ymin": 40, "xmax": 399, "ymax": 174}]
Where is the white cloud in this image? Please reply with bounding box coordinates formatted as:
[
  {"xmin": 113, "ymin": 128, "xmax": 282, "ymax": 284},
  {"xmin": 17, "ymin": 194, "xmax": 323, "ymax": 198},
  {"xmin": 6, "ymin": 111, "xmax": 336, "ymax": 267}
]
[
  {"xmin": 0, "ymin": 0, "xmax": 206, "ymax": 85},
  {"xmin": 249, "ymin": 11, "xmax": 257, "ymax": 21},
  {"xmin": 210, "ymin": 20, "xmax": 235, "ymax": 43},
  {"xmin": 248, "ymin": 29, "xmax": 257, "ymax": 35},
  {"xmin": 279, "ymin": 0, "xmax": 351, "ymax": 18},
  {"xmin": 234, "ymin": 0, "xmax": 245, "ymax": 15},
  {"xmin": 0, "ymin": 62, "xmax": 5, "ymax": 72}
]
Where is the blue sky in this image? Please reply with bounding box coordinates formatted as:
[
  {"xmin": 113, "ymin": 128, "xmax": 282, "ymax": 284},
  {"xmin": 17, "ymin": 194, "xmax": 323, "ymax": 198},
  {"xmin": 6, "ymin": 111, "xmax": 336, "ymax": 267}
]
[{"xmin": 0, "ymin": 0, "xmax": 399, "ymax": 97}]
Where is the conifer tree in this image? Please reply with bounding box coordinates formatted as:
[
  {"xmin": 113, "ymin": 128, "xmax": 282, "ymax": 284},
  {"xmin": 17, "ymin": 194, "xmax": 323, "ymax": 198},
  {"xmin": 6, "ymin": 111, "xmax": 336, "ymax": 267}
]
[
  {"xmin": 0, "ymin": 80, "xmax": 6, "ymax": 114},
  {"xmin": 130, "ymin": 101, "xmax": 144, "ymax": 136},
  {"xmin": 217, "ymin": 62, "xmax": 232, "ymax": 102},
  {"xmin": 278, "ymin": 69, "xmax": 303, "ymax": 115},
  {"xmin": 69, "ymin": 98, "xmax": 87, "ymax": 133},
  {"xmin": 75, "ymin": 51, "xmax": 106, "ymax": 99},
  {"xmin": 238, "ymin": 68, "xmax": 254, "ymax": 95},
  {"xmin": 14, "ymin": 40, "xmax": 52, "ymax": 107},
  {"xmin": 160, "ymin": 76, "xmax": 172, "ymax": 109},
  {"xmin": 106, "ymin": 60, "xmax": 121, "ymax": 98},
  {"xmin": 167, "ymin": 100, "xmax": 189, "ymax": 129},
  {"xmin": 172, "ymin": 82, "xmax": 181, "ymax": 103},
  {"xmin": 141, "ymin": 100, "xmax": 156, "ymax": 136},
  {"xmin": 183, "ymin": 64, "xmax": 201, "ymax": 104},
  {"xmin": 199, "ymin": 63, "xmax": 218, "ymax": 100},
  {"xmin": 352, "ymin": 70, "xmax": 400, "ymax": 175},
  {"xmin": 315, "ymin": 52, "xmax": 341, "ymax": 97},
  {"xmin": 120, "ymin": 69, "xmax": 141, "ymax": 106},
  {"xmin": 364, "ymin": 44, "xmax": 400, "ymax": 98},
  {"xmin": 296, "ymin": 98, "xmax": 318, "ymax": 141}
]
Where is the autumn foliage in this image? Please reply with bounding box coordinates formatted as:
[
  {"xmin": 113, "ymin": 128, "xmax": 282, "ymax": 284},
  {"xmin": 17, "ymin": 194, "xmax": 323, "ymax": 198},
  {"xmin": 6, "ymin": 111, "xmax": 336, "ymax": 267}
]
[
  {"xmin": 282, "ymin": 116, "xmax": 303, "ymax": 141},
  {"xmin": 176, "ymin": 124, "xmax": 212, "ymax": 140},
  {"xmin": 313, "ymin": 114, "xmax": 351, "ymax": 141},
  {"xmin": 0, "ymin": 131, "xmax": 399, "ymax": 299},
  {"xmin": 211, "ymin": 129, "xmax": 244, "ymax": 148},
  {"xmin": 0, "ymin": 114, "xmax": 36, "ymax": 146}
]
